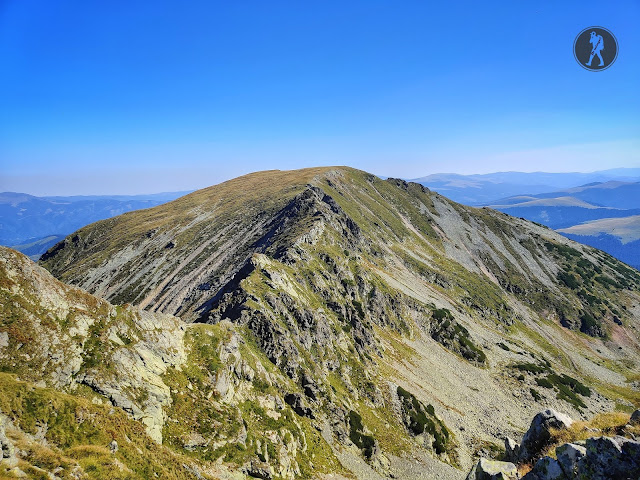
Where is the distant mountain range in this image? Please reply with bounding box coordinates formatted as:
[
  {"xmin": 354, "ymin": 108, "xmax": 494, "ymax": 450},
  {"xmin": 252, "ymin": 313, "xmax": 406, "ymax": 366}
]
[
  {"xmin": 413, "ymin": 171, "xmax": 640, "ymax": 269},
  {"xmin": 411, "ymin": 168, "xmax": 640, "ymax": 206},
  {"xmin": 485, "ymin": 182, "xmax": 640, "ymax": 269},
  {"xmin": 0, "ymin": 191, "xmax": 190, "ymax": 256},
  {"xmin": 486, "ymin": 181, "xmax": 640, "ymax": 228}
]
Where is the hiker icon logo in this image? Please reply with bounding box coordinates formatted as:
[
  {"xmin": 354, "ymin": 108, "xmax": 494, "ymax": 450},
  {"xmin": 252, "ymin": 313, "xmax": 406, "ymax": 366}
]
[{"xmin": 573, "ymin": 26, "xmax": 618, "ymax": 71}]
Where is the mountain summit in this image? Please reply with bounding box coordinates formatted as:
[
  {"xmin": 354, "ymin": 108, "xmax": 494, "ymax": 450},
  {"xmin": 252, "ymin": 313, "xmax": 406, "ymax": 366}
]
[{"xmin": 4, "ymin": 166, "xmax": 638, "ymax": 478}]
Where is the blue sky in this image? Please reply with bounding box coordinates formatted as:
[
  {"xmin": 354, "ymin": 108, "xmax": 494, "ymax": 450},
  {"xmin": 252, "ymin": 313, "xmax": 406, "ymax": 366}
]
[{"xmin": 1, "ymin": 0, "xmax": 639, "ymax": 195}]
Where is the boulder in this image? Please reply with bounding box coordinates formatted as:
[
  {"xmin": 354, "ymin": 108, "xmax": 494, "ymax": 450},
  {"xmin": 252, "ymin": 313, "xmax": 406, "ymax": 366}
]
[
  {"xmin": 576, "ymin": 436, "xmax": 640, "ymax": 480},
  {"xmin": 629, "ymin": 409, "xmax": 640, "ymax": 426},
  {"xmin": 108, "ymin": 440, "xmax": 118, "ymax": 453},
  {"xmin": 612, "ymin": 436, "xmax": 640, "ymax": 479},
  {"xmin": 522, "ymin": 456, "xmax": 565, "ymax": 480},
  {"xmin": 466, "ymin": 458, "xmax": 519, "ymax": 480},
  {"xmin": 555, "ymin": 442, "xmax": 585, "ymax": 478},
  {"xmin": 505, "ymin": 437, "xmax": 521, "ymax": 463},
  {"xmin": 518, "ymin": 409, "xmax": 573, "ymax": 463}
]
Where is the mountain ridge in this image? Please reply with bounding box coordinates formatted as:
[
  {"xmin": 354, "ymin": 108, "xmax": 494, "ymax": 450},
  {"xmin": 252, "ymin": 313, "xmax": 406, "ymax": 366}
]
[{"xmin": 3, "ymin": 166, "xmax": 639, "ymax": 479}]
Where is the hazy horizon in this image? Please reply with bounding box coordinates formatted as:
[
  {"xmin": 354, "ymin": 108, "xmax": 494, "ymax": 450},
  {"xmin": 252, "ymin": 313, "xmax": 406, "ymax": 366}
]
[{"xmin": 2, "ymin": 165, "xmax": 640, "ymax": 197}]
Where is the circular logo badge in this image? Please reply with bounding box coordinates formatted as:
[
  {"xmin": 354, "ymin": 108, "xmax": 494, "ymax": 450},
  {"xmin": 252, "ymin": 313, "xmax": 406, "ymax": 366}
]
[{"xmin": 573, "ymin": 26, "xmax": 618, "ymax": 71}]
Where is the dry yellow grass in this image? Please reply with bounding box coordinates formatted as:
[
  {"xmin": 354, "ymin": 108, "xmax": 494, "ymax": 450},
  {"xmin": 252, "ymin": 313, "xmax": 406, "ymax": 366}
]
[
  {"xmin": 517, "ymin": 411, "xmax": 636, "ymax": 476},
  {"xmin": 543, "ymin": 411, "xmax": 635, "ymax": 458}
]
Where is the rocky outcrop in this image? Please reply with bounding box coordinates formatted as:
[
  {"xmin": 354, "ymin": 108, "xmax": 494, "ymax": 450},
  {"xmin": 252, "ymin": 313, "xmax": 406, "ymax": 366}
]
[
  {"xmin": 76, "ymin": 310, "xmax": 186, "ymax": 443},
  {"xmin": 525, "ymin": 456, "xmax": 564, "ymax": 480},
  {"xmin": 0, "ymin": 416, "xmax": 17, "ymax": 468},
  {"xmin": 469, "ymin": 409, "xmax": 640, "ymax": 480},
  {"xmin": 284, "ymin": 393, "xmax": 315, "ymax": 419},
  {"xmin": 504, "ymin": 437, "xmax": 520, "ymax": 463},
  {"xmin": 518, "ymin": 409, "xmax": 573, "ymax": 463},
  {"xmin": 521, "ymin": 435, "xmax": 640, "ymax": 480},
  {"xmin": 0, "ymin": 246, "xmax": 186, "ymax": 443},
  {"xmin": 574, "ymin": 436, "xmax": 640, "ymax": 480}
]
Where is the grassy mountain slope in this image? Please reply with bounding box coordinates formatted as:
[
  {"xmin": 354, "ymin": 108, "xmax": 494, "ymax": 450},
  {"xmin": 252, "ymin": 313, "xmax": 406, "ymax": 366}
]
[
  {"xmin": 40, "ymin": 167, "xmax": 640, "ymax": 339},
  {"xmin": 10, "ymin": 234, "xmax": 66, "ymax": 261},
  {"xmin": 16, "ymin": 167, "xmax": 640, "ymax": 477}
]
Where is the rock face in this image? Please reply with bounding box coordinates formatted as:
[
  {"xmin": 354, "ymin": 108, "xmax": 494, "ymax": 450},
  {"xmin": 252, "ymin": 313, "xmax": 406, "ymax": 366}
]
[
  {"xmin": 504, "ymin": 437, "xmax": 520, "ymax": 463},
  {"xmin": 0, "ymin": 246, "xmax": 186, "ymax": 443},
  {"xmin": 518, "ymin": 409, "xmax": 573, "ymax": 463},
  {"xmin": 574, "ymin": 436, "xmax": 640, "ymax": 480},
  {"xmin": 525, "ymin": 456, "xmax": 564, "ymax": 480}
]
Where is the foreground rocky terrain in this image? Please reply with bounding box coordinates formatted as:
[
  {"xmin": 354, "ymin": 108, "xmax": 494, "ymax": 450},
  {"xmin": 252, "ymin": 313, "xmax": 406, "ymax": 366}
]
[
  {"xmin": 1, "ymin": 167, "xmax": 639, "ymax": 478},
  {"xmin": 467, "ymin": 408, "xmax": 640, "ymax": 479}
]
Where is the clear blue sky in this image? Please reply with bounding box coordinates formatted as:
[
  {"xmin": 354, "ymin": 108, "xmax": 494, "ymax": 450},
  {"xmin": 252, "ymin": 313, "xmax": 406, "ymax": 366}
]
[{"xmin": 1, "ymin": 0, "xmax": 639, "ymax": 195}]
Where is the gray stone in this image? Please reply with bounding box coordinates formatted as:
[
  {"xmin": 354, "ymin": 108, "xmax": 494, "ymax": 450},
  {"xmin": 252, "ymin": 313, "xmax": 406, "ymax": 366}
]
[
  {"xmin": 556, "ymin": 442, "xmax": 586, "ymax": 478},
  {"xmin": 246, "ymin": 459, "xmax": 273, "ymax": 479},
  {"xmin": 505, "ymin": 437, "xmax": 521, "ymax": 463},
  {"xmin": 630, "ymin": 409, "xmax": 640, "ymax": 426},
  {"xmin": 620, "ymin": 436, "xmax": 640, "ymax": 459},
  {"xmin": 108, "ymin": 440, "xmax": 118, "ymax": 453},
  {"xmin": 466, "ymin": 458, "xmax": 519, "ymax": 480},
  {"xmin": 523, "ymin": 456, "xmax": 565, "ymax": 480},
  {"xmin": 182, "ymin": 463, "xmax": 205, "ymax": 480},
  {"xmin": 0, "ymin": 416, "xmax": 17, "ymax": 468},
  {"xmin": 7, "ymin": 467, "xmax": 27, "ymax": 478},
  {"xmin": 519, "ymin": 409, "xmax": 573, "ymax": 463},
  {"xmin": 576, "ymin": 436, "xmax": 636, "ymax": 480}
]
